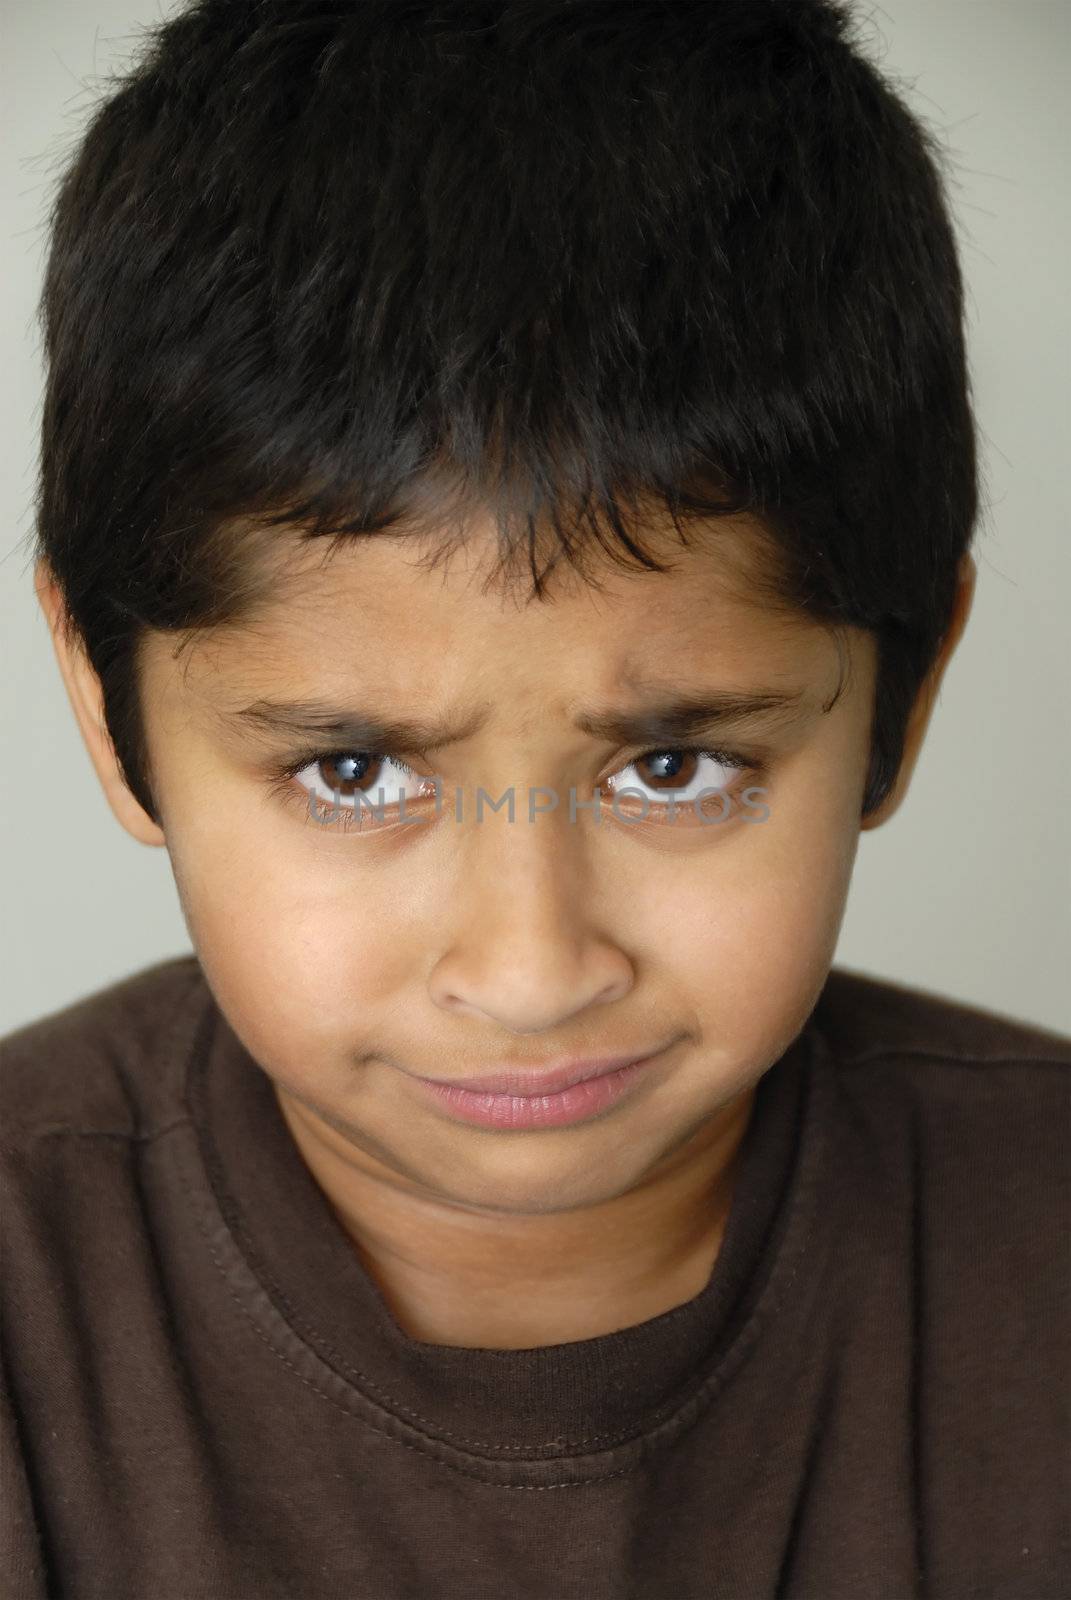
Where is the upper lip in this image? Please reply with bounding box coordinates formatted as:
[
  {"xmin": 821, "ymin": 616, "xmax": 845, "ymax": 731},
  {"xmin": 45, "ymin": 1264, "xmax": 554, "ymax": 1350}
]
[{"xmin": 418, "ymin": 1045, "xmax": 670, "ymax": 1098}]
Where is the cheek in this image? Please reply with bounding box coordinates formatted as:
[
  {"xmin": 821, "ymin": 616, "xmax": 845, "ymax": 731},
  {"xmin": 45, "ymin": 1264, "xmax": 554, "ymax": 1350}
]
[
  {"xmin": 634, "ymin": 801, "xmax": 860, "ymax": 1060},
  {"xmin": 164, "ymin": 802, "xmax": 404, "ymax": 1078}
]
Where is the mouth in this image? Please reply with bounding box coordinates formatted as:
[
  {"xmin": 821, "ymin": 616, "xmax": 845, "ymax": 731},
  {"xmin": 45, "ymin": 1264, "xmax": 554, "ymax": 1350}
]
[
  {"xmin": 415, "ymin": 1042, "xmax": 676, "ymax": 1099},
  {"xmin": 413, "ymin": 1047, "xmax": 673, "ymax": 1132}
]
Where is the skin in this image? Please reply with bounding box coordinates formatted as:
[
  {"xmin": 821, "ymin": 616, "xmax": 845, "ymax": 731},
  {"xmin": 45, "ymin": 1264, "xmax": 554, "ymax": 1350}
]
[{"xmin": 35, "ymin": 518, "xmax": 975, "ymax": 1350}]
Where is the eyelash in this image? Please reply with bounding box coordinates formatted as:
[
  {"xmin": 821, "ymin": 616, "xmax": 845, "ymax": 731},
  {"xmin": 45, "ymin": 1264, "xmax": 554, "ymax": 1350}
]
[{"xmin": 264, "ymin": 745, "xmax": 765, "ymax": 812}]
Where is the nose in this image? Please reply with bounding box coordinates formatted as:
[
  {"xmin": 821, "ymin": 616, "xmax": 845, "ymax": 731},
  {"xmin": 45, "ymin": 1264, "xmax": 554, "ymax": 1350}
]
[{"xmin": 427, "ymin": 808, "xmax": 634, "ymax": 1035}]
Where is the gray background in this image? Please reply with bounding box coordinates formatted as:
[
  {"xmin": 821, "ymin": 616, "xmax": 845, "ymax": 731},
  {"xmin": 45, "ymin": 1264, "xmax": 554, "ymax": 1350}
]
[{"xmin": 2, "ymin": 1, "xmax": 1069, "ymax": 1037}]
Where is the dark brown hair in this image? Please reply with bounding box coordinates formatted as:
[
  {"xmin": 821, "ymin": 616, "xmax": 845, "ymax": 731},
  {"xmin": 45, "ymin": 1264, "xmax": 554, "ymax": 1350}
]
[{"xmin": 32, "ymin": 0, "xmax": 979, "ymax": 823}]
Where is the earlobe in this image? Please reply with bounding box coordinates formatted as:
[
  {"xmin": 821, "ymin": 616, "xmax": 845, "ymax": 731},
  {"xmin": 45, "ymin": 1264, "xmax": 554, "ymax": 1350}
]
[{"xmin": 33, "ymin": 559, "xmax": 167, "ymax": 849}]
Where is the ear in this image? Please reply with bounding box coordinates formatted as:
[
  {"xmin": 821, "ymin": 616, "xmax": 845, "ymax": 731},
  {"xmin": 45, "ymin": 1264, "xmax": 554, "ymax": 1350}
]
[
  {"xmin": 34, "ymin": 558, "xmax": 167, "ymax": 848},
  {"xmin": 860, "ymin": 552, "xmax": 977, "ymax": 832}
]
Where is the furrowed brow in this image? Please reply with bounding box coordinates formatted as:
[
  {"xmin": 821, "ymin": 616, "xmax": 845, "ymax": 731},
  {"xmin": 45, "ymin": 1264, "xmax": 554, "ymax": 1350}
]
[
  {"xmin": 573, "ymin": 687, "xmax": 811, "ymax": 746},
  {"xmin": 226, "ymin": 685, "xmax": 810, "ymax": 755},
  {"xmin": 227, "ymin": 698, "xmax": 490, "ymax": 754}
]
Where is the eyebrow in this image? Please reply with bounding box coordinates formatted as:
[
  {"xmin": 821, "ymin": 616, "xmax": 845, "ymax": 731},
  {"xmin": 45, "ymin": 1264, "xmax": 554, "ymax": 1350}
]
[{"xmin": 224, "ymin": 685, "xmax": 812, "ymax": 755}]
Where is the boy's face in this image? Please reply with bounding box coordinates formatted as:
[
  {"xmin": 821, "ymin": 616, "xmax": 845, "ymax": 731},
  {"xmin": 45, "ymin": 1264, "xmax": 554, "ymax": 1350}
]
[{"xmin": 95, "ymin": 513, "xmax": 882, "ymax": 1219}]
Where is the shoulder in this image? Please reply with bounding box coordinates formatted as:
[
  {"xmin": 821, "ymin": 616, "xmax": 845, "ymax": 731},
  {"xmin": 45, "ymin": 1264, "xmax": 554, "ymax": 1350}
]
[
  {"xmin": 0, "ymin": 955, "xmax": 207, "ymax": 1145},
  {"xmin": 809, "ymin": 965, "xmax": 1070, "ymax": 1169},
  {"xmin": 809, "ymin": 965, "xmax": 1070, "ymax": 1207},
  {"xmin": 813, "ymin": 964, "xmax": 1071, "ymax": 1071}
]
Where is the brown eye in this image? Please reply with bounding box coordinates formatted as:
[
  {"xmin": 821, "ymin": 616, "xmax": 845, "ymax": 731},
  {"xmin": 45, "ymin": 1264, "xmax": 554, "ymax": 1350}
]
[
  {"xmin": 316, "ymin": 752, "xmax": 385, "ymax": 796},
  {"xmin": 605, "ymin": 747, "xmax": 749, "ymax": 811},
  {"xmin": 287, "ymin": 751, "xmax": 426, "ymax": 812},
  {"xmin": 632, "ymin": 750, "xmax": 702, "ymax": 791}
]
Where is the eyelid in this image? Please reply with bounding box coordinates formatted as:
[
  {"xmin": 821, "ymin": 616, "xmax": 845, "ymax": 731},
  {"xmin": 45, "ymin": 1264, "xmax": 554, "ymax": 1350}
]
[
  {"xmin": 624, "ymin": 743, "xmax": 749, "ymax": 769},
  {"xmin": 270, "ymin": 746, "xmax": 416, "ymax": 782},
  {"xmin": 609, "ymin": 746, "xmax": 759, "ymax": 796},
  {"xmin": 271, "ymin": 741, "xmax": 753, "ymax": 779}
]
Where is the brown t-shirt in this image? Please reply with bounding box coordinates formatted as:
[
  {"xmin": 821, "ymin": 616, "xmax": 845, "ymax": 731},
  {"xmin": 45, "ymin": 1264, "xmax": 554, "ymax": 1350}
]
[{"xmin": 2, "ymin": 954, "xmax": 1068, "ymax": 1600}]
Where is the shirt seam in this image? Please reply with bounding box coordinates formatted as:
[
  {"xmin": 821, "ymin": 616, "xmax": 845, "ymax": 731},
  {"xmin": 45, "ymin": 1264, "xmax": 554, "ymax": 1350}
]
[{"xmin": 159, "ymin": 1014, "xmax": 832, "ymax": 1472}]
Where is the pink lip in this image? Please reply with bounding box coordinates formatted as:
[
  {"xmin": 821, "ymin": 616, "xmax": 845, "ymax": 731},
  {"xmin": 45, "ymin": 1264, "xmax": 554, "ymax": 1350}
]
[
  {"xmin": 415, "ymin": 1056, "xmax": 664, "ymax": 1131},
  {"xmin": 417, "ymin": 1047, "xmax": 669, "ymax": 1098}
]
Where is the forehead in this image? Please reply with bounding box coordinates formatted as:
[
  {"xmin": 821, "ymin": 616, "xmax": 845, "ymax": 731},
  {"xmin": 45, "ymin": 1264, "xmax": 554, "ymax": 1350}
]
[{"xmin": 145, "ymin": 509, "xmax": 863, "ymax": 720}]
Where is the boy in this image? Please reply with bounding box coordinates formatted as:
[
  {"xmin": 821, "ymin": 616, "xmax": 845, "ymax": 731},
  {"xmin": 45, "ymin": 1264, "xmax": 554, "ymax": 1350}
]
[{"xmin": 3, "ymin": 1, "xmax": 1068, "ymax": 1596}]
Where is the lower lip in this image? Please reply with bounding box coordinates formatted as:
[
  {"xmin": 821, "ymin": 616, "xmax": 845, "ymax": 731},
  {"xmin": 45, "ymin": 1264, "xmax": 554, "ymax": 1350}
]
[{"xmin": 416, "ymin": 1058, "xmax": 655, "ymax": 1129}]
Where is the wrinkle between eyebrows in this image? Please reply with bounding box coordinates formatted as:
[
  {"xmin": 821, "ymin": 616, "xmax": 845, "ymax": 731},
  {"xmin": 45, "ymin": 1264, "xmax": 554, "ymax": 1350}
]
[{"xmin": 225, "ymin": 684, "xmax": 820, "ymax": 759}]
